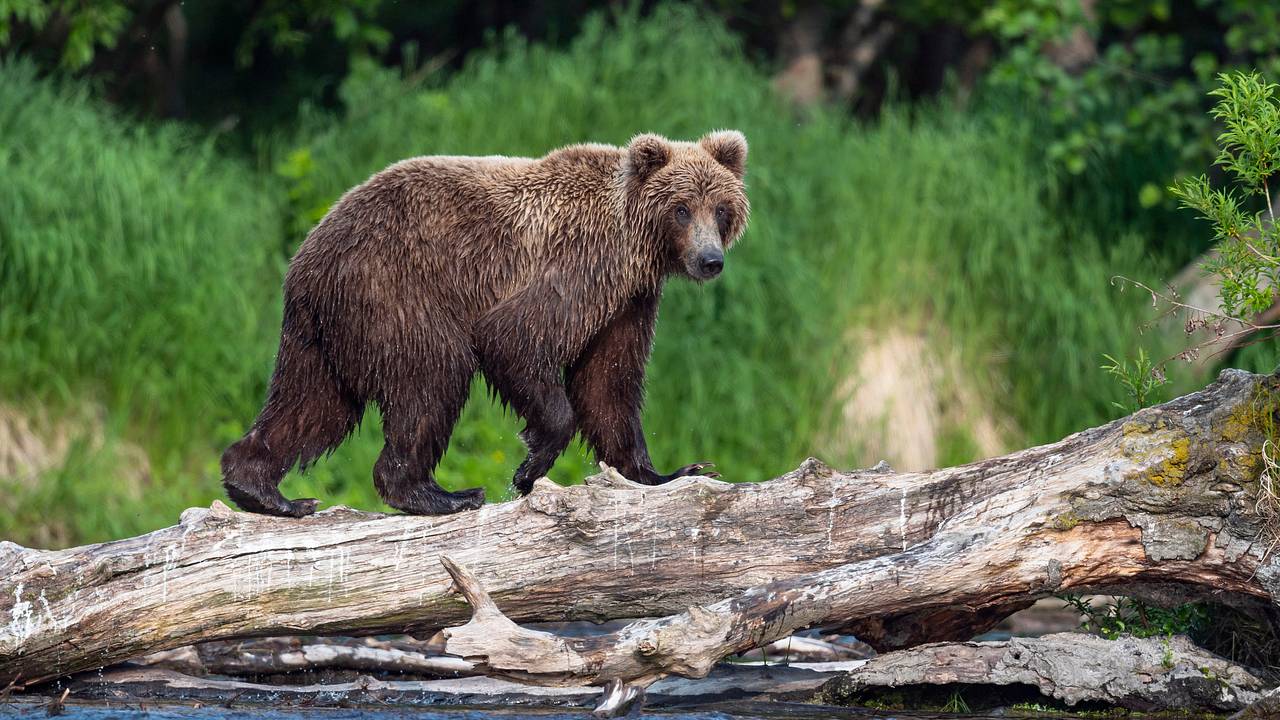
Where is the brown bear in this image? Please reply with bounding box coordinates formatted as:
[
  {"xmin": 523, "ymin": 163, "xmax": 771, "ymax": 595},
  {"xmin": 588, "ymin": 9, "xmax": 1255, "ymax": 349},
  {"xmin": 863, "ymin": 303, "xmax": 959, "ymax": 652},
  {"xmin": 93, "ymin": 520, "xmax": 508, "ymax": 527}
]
[{"xmin": 221, "ymin": 131, "xmax": 749, "ymax": 517}]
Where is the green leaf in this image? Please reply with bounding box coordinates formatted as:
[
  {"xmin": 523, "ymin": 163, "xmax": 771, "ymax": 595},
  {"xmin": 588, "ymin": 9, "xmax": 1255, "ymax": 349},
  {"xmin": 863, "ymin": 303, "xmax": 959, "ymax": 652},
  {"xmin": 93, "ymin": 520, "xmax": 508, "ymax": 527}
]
[{"xmin": 1139, "ymin": 182, "xmax": 1163, "ymax": 208}]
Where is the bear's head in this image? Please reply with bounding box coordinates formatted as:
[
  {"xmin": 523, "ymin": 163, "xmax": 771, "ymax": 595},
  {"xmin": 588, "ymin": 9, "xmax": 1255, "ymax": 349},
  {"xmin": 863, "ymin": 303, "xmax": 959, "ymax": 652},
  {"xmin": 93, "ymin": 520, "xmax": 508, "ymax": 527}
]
[{"xmin": 624, "ymin": 130, "xmax": 749, "ymax": 282}]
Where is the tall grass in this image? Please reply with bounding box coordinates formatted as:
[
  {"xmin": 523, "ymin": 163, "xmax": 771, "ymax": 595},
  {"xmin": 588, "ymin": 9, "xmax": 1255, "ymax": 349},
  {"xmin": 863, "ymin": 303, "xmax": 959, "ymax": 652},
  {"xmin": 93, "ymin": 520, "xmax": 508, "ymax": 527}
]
[
  {"xmin": 1, "ymin": 5, "xmax": 1186, "ymax": 545},
  {"xmin": 0, "ymin": 60, "xmax": 285, "ymax": 542}
]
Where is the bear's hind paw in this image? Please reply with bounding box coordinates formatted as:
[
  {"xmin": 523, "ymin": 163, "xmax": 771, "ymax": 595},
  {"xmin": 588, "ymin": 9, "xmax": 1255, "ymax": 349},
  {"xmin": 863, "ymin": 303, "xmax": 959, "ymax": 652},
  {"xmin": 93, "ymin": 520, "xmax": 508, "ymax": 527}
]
[
  {"xmin": 389, "ymin": 487, "xmax": 485, "ymax": 516},
  {"xmin": 283, "ymin": 497, "xmax": 320, "ymax": 517}
]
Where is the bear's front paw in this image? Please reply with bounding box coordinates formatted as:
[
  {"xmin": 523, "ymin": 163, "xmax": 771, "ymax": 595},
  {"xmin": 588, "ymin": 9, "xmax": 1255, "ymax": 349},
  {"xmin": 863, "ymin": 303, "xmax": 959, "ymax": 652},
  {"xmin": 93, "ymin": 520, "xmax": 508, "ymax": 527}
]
[{"xmin": 665, "ymin": 461, "xmax": 720, "ymax": 482}]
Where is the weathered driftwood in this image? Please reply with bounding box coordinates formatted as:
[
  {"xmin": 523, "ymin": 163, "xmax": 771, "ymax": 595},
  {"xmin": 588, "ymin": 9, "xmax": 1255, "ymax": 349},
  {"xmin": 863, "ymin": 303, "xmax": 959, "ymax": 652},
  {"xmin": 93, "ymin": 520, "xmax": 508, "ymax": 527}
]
[
  {"xmin": 1234, "ymin": 687, "xmax": 1280, "ymax": 719},
  {"xmin": 138, "ymin": 636, "xmax": 475, "ymax": 678},
  {"xmin": 758, "ymin": 634, "xmax": 873, "ymax": 662},
  {"xmin": 137, "ymin": 631, "xmax": 865, "ymax": 682},
  {"xmin": 4, "ymin": 369, "xmax": 1280, "ymax": 688},
  {"xmin": 61, "ymin": 666, "xmax": 594, "ymax": 707},
  {"xmin": 46, "ymin": 661, "xmax": 846, "ymax": 709},
  {"xmin": 820, "ymin": 633, "xmax": 1265, "ymax": 712}
]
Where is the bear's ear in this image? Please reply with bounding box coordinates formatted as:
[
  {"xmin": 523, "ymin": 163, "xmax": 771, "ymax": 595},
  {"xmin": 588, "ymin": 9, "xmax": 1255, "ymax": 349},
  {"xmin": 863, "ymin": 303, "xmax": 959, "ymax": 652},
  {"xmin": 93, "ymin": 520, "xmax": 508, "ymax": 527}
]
[
  {"xmin": 699, "ymin": 130, "xmax": 747, "ymax": 179},
  {"xmin": 626, "ymin": 133, "xmax": 673, "ymax": 182}
]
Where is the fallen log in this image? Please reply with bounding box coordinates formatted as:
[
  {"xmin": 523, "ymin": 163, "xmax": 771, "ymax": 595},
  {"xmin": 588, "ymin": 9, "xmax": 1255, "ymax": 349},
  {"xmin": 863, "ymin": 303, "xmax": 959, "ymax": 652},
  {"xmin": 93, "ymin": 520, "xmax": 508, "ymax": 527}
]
[
  {"xmin": 31, "ymin": 660, "xmax": 849, "ymax": 711},
  {"xmin": 819, "ymin": 633, "xmax": 1266, "ymax": 712},
  {"xmin": 138, "ymin": 636, "xmax": 476, "ymax": 678},
  {"xmin": 1235, "ymin": 687, "xmax": 1280, "ymax": 719},
  {"xmin": 4, "ymin": 369, "xmax": 1280, "ymax": 688}
]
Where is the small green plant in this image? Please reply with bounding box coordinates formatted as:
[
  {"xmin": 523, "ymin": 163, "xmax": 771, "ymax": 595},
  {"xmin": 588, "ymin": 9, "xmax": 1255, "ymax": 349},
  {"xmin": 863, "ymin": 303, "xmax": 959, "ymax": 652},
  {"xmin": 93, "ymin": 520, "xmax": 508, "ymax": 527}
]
[
  {"xmin": 1101, "ymin": 348, "xmax": 1169, "ymax": 413},
  {"xmin": 1062, "ymin": 594, "xmax": 1207, "ymax": 640},
  {"xmin": 941, "ymin": 689, "xmax": 971, "ymax": 714}
]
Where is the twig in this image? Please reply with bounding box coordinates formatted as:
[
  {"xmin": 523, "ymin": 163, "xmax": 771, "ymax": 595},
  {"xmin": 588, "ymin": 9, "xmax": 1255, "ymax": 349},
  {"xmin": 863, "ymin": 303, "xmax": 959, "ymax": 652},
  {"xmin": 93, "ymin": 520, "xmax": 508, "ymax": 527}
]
[
  {"xmin": 0, "ymin": 672, "xmax": 22, "ymax": 702},
  {"xmin": 1243, "ymin": 238, "xmax": 1280, "ymax": 267},
  {"xmin": 1266, "ymin": 179, "xmax": 1275, "ymax": 225},
  {"xmin": 1112, "ymin": 275, "xmax": 1280, "ymax": 364},
  {"xmin": 43, "ymin": 688, "xmax": 69, "ymax": 717}
]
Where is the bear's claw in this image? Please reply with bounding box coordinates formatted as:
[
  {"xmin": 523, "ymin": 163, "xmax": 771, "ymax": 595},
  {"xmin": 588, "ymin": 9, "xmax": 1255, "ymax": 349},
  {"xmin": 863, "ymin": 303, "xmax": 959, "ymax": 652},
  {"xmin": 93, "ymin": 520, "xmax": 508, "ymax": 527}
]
[
  {"xmin": 667, "ymin": 461, "xmax": 720, "ymax": 481},
  {"xmin": 284, "ymin": 498, "xmax": 321, "ymax": 517}
]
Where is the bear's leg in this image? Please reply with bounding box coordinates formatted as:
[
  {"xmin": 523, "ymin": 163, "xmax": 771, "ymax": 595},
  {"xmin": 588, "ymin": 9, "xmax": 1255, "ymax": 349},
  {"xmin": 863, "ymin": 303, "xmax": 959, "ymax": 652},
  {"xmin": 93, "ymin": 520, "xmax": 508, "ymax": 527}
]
[
  {"xmin": 511, "ymin": 389, "xmax": 575, "ymax": 494},
  {"xmin": 222, "ymin": 324, "xmax": 362, "ymax": 517},
  {"xmin": 480, "ymin": 353, "xmax": 576, "ymax": 495},
  {"xmin": 568, "ymin": 293, "xmax": 720, "ymax": 485},
  {"xmin": 373, "ymin": 360, "xmax": 486, "ymax": 515}
]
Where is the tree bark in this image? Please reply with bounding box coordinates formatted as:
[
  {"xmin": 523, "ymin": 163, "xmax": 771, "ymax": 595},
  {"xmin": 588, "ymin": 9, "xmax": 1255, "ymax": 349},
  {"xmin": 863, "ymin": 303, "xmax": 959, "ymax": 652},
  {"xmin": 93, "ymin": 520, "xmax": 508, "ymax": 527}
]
[
  {"xmin": 4, "ymin": 369, "xmax": 1280, "ymax": 688},
  {"xmin": 820, "ymin": 633, "xmax": 1266, "ymax": 712},
  {"xmin": 138, "ymin": 636, "xmax": 475, "ymax": 678}
]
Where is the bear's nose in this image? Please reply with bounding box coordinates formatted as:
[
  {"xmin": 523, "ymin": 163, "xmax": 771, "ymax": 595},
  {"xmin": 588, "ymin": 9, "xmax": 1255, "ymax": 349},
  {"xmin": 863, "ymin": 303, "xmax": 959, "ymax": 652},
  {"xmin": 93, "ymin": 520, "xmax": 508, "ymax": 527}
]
[{"xmin": 698, "ymin": 250, "xmax": 724, "ymax": 278}]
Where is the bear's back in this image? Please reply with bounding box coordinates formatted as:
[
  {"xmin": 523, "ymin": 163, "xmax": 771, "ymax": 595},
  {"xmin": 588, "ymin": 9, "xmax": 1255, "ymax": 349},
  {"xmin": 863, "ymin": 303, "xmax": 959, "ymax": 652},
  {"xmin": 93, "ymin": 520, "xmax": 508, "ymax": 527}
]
[{"xmin": 284, "ymin": 145, "xmax": 630, "ymax": 337}]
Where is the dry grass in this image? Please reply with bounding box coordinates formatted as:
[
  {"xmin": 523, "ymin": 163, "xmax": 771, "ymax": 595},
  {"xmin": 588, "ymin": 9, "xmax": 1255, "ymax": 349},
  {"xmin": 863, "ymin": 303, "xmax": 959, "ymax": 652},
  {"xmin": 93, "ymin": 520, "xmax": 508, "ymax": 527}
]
[
  {"xmin": 1257, "ymin": 435, "xmax": 1280, "ymax": 558},
  {"xmin": 0, "ymin": 403, "xmax": 151, "ymax": 548},
  {"xmin": 0, "ymin": 405, "xmax": 66, "ymax": 487},
  {"xmin": 821, "ymin": 328, "xmax": 1013, "ymax": 471}
]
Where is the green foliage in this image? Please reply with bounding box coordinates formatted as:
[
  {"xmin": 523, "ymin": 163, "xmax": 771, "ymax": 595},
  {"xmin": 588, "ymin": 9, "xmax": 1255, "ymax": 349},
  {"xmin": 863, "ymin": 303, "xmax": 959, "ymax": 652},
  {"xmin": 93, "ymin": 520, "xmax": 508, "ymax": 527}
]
[
  {"xmin": 236, "ymin": 0, "xmax": 390, "ymax": 68},
  {"xmin": 274, "ymin": 147, "xmax": 333, "ymax": 252},
  {"xmin": 1208, "ymin": 72, "xmax": 1280, "ymax": 193},
  {"xmin": 978, "ymin": 0, "xmax": 1280, "ymax": 227},
  {"xmin": 1062, "ymin": 594, "xmax": 1208, "ymax": 640},
  {"xmin": 1171, "ymin": 71, "xmax": 1280, "ymax": 320},
  {"xmin": 0, "ymin": 59, "xmax": 285, "ymax": 424},
  {"xmin": 1101, "ymin": 348, "xmax": 1169, "ymax": 414},
  {"xmin": 0, "ymin": 0, "xmax": 129, "ymax": 69},
  {"xmin": 1161, "ymin": 636, "xmax": 1175, "ymax": 669},
  {"xmin": 0, "ymin": 59, "xmax": 285, "ymax": 542}
]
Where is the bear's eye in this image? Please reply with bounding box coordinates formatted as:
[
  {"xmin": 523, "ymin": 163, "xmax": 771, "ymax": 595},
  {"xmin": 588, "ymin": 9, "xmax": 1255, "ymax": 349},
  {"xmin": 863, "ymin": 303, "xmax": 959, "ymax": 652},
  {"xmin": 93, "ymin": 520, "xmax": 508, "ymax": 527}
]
[
  {"xmin": 715, "ymin": 205, "xmax": 728, "ymax": 223},
  {"xmin": 674, "ymin": 204, "xmax": 691, "ymax": 225}
]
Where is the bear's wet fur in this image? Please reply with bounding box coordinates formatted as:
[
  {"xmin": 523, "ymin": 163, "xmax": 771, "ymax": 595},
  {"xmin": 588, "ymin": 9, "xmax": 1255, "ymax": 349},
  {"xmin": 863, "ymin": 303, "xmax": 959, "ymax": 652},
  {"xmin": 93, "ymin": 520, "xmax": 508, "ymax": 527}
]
[{"xmin": 221, "ymin": 131, "xmax": 749, "ymax": 516}]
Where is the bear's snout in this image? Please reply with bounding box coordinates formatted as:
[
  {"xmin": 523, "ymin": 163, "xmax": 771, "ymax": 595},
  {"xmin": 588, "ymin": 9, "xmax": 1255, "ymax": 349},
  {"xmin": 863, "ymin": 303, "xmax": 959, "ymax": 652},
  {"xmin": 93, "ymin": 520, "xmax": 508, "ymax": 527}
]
[{"xmin": 693, "ymin": 248, "xmax": 724, "ymax": 280}]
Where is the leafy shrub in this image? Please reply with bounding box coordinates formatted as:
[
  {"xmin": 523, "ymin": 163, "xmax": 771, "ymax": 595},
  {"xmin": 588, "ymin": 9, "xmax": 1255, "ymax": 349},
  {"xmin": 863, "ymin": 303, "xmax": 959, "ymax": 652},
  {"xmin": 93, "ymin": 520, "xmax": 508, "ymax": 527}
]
[
  {"xmin": 1063, "ymin": 594, "xmax": 1207, "ymax": 641},
  {"xmin": 1172, "ymin": 71, "xmax": 1280, "ymax": 321}
]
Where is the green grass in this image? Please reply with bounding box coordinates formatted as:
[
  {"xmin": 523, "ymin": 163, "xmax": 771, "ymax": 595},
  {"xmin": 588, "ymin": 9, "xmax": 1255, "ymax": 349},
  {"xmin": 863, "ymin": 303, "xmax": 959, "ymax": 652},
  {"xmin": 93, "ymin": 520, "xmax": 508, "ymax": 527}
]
[
  {"xmin": 0, "ymin": 59, "xmax": 287, "ymax": 543},
  {"xmin": 0, "ymin": 4, "xmax": 1214, "ymax": 546}
]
